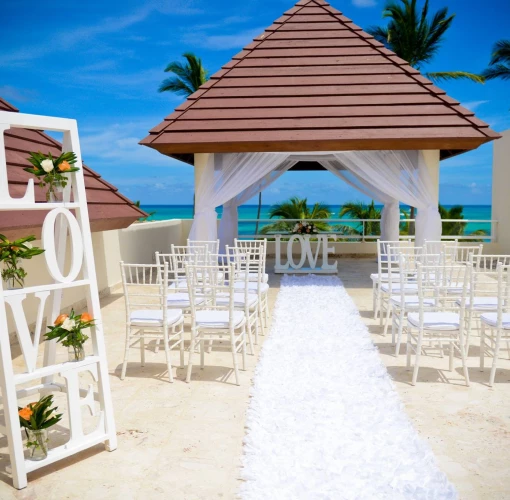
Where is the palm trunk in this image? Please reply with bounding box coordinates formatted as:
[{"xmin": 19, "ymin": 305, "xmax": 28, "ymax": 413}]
[
  {"xmin": 409, "ymin": 206, "xmax": 415, "ymax": 236},
  {"xmin": 255, "ymin": 192, "xmax": 262, "ymax": 237}
]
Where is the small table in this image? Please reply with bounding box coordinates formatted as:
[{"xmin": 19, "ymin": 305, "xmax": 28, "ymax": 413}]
[{"xmin": 273, "ymin": 233, "xmax": 338, "ymax": 274}]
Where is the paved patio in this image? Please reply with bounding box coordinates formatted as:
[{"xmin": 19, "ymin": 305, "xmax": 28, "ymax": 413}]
[{"xmin": 1, "ymin": 258, "xmax": 509, "ymax": 499}]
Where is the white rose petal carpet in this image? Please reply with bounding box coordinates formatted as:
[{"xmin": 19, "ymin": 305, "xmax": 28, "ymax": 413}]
[{"xmin": 240, "ymin": 275, "xmax": 456, "ymax": 500}]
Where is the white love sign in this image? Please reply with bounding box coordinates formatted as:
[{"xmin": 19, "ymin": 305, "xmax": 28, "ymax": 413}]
[{"xmin": 275, "ymin": 234, "xmax": 338, "ymax": 274}]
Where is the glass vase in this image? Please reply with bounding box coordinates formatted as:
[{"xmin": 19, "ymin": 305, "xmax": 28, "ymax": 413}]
[
  {"xmin": 47, "ymin": 181, "xmax": 65, "ymax": 203},
  {"xmin": 26, "ymin": 428, "xmax": 48, "ymax": 461},
  {"xmin": 1, "ymin": 262, "xmax": 24, "ymax": 290},
  {"xmin": 68, "ymin": 344, "xmax": 85, "ymax": 362}
]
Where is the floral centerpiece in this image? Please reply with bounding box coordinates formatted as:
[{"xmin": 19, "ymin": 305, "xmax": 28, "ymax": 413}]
[
  {"xmin": 24, "ymin": 151, "xmax": 79, "ymax": 202},
  {"xmin": 19, "ymin": 395, "xmax": 63, "ymax": 461},
  {"xmin": 292, "ymin": 221, "xmax": 318, "ymax": 235},
  {"xmin": 45, "ymin": 309, "xmax": 94, "ymax": 362},
  {"xmin": 0, "ymin": 234, "xmax": 45, "ymax": 289}
]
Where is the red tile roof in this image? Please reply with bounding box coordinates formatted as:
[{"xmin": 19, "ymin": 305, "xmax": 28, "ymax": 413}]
[
  {"xmin": 0, "ymin": 98, "xmax": 146, "ymax": 239},
  {"xmin": 141, "ymin": 0, "xmax": 499, "ymax": 163}
]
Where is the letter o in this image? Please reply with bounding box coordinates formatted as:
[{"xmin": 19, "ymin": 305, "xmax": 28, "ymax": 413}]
[
  {"xmin": 42, "ymin": 208, "xmax": 84, "ymax": 283},
  {"xmin": 287, "ymin": 234, "xmax": 307, "ymax": 269}
]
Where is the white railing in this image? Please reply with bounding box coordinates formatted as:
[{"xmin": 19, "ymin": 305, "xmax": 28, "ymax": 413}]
[{"xmin": 238, "ymin": 218, "xmax": 498, "ymax": 242}]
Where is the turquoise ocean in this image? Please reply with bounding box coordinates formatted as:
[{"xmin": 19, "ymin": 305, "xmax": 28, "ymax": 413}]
[{"xmin": 141, "ymin": 204, "xmax": 492, "ymax": 237}]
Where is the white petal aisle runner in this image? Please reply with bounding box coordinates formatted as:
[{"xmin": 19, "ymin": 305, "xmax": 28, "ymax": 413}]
[{"xmin": 240, "ymin": 275, "xmax": 456, "ymax": 500}]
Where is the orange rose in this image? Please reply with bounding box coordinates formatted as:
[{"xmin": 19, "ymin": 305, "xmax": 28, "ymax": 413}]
[
  {"xmin": 80, "ymin": 312, "xmax": 93, "ymax": 323},
  {"xmin": 54, "ymin": 313, "xmax": 69, "ymax": 326},
  {"xmin": 59, "ymin": 160, "xmax": 71, "ymax": 172},
  {"xmin": 18, "ymin": 407, "xmax": 33, "ymax": 420}
]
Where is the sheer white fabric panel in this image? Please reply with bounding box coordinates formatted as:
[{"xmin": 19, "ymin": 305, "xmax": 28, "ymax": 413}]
[
  {"xmin": 329, "ymin": 151, "xmax": 441, "ymax": 246},
  {"xmin": 218, "ymin": 159, "xmax": 297, "ymax": 249},
  {"xmin": 320, "ymin": 159, "xmax": 400, "ymax": 242},
  {"xmin": 189, "ymin": 152, "xmax": 294, "ymax": 242}
]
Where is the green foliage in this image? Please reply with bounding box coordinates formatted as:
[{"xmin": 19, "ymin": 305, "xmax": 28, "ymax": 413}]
[
  {"xmin": 367, "ymin": 0, "xmax": 482, "ymax": 83},
  {"xmin": 44, "ymin": 309, "xmax": 94, "ymax": 350},
  {"xmin": 337, "ymin": 201, "xmax": 382, "ymax": 236},
  {"xmin": 0, "ymin": 234, "xmax": 45, "ymax": 287},
  {"xmin": 24, "ymin": 151, "xmax": 79, "ymax": 201},
  {"xmin": 260, "ymin": 197, "xmax": 332, "ymax": 234},
  {"xmin": 18, "ymin": 395, "xmax": 63, "ymax": 431},
  {"xmin": 438, "ymin": 204, "xmax": 466, "ymax": 235},
  {"xmin": 159, "ymin": 53, "xmax": 208, "ymax": 96},
  {"xmin": 481, "ymin": 39, "xmax": 510, "ymax": 81}
]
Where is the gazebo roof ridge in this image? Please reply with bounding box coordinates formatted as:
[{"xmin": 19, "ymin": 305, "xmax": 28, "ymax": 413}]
[{"xmin": 141, "ymin": 0, "xmax": 500, "ymax": 163}]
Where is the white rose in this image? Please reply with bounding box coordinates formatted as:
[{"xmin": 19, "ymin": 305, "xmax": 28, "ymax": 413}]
[
  {"xmin": 61, "ymin": 318, "xmax": 76, "ymax": 331},
  {"xmin": 41, "ymin": 159, "xmax": 54, "ymax": 173}
]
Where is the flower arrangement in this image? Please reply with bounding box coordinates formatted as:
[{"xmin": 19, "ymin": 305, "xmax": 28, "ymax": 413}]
[
  {"xmin": 18, "ymin": 395, "xmax": 63, "ymax": 461},
  {"xmin": 292, "ymin": 221, "xmax": 318, "ymax": 235},
  {"xmin": 0, "ymin": 234, "xmax": 45, "ymax": 289},
  {"xmin": 45, "ymin": 309, "xmax": 94, "ymax": 362},
  {"xmin": 24, "ymin": 151, "xmax": 79, "ymax": 202}
]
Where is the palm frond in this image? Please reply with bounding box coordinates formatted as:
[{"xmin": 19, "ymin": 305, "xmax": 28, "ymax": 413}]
[
  {"xmin": 159, "ymin": 52, "xmax": 208, "ymax": 97},
  {"xmin": 489, "ymin": 39, "xmax": 510, "ymax": 65},
  {"xmin": 427, "ymin": 71, "xmax": 485, "ymax": 83},
  {"xmin": 481, "ymin": 64, "xmax": 510, "ymax": 81},
  {"xmin": 158, "ymin": 77, "xmax": 194, "ymax": 96}
]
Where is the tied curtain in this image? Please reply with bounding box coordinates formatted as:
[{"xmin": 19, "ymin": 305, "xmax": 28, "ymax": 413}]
[
  {"xmin": 191, "ymin": 150, "xmax": 441, "ymax": 248},
  {"xmin": 189, "ymin": 152, "xmax": 297, "ymax": 244}
]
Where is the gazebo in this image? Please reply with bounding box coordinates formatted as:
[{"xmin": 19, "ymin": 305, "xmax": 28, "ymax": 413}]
[{"xmin": 141, "ymin": 0, "xmax": 499, "ymax": 249}]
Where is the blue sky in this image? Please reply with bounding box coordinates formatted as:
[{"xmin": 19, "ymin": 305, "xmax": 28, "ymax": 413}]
[{"xmin": 1, "ymin": 0, "xmax": 509, "ymax": 206}]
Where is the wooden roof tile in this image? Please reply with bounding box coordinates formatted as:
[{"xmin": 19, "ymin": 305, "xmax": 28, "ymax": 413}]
[
  {"xmin": 141, "ymin": 0, "xmax": 500, "ymax": 162},
  {"xmin": 1, "ymin": 98, "xmax": 146, "ymax": 239}
]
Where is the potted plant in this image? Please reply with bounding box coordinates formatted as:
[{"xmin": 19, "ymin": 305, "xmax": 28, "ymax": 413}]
[
  {"xmin": 45, "ymin": 310, "xmax": 94, "ymax": 362},
  {"xmin": 18, "ymin": 395, "xmax": 63, "ymax": 461},
  {"xmin": 0, "ymin": 234, "xmax": 45, "ymax": 289},
  {"xmin": 24, "ymin": 151, "xmax": 79, "ymax": 202}
]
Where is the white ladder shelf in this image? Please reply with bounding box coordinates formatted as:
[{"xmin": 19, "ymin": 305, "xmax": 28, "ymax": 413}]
[{"xmin": 0, "ymin": 111, "xmax": 117, "ymax": 489}]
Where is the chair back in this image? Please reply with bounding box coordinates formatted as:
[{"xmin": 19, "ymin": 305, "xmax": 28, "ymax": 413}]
[
  {"xmin": 120, "ymin": 262, "xmax": 168, "ymax": 322},
  {"xmin": 187, "ymin": 239, "xmax": 219, "ymax": 255},
  {"xmin": 472, "ymin": 254, "xmax": 510, "ymax": 271},
  {"xmin": 424, "ymin": 240, "xmax": 456, "ymax": 256},
  {"xmin": 235, "ymin": 238, "xmax": 267, "ymax": 272},
  {"xmin": 469, "ymin": 261, "xmax": 510, "ymax": 303},
  {"xmin": 448, "ymin": 244, "xmax": 483, "ymax": 264},
  {"xmin": 494, "ymin": 264, "xmax": 510, "ymax": 326}
]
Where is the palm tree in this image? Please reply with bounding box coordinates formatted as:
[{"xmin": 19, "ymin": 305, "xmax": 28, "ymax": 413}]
[
  {"xmin": 158, "ymin": 52, "xmax": 208, "ymax": 96},
  {"xmin": 481, "ymin": 40, "xmax": 510, "ymax": 81},
  {"xmin": 260, "ymin": 197, "xmax": 332, "ymax": 234},
  {"xmin": 367, "ymin": 0, "xmax": 484, "ymax": 84},
  {"xmin": 337, "ymin": 201, "xmax": 410, "ymax": 237},
  {"xmin": 438, "ymin": 204, "xmax": 466, "ymax": 236}
]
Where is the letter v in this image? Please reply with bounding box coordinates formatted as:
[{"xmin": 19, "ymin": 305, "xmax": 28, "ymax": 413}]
[{"xmin": 5, "ymin": 291, "xmax": 51, "ymax": 373}]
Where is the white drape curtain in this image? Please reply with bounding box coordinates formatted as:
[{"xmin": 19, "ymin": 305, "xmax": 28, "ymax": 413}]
[
  {"xmin": 319, "ymin": 159, "xmax": 401, "ymax": 242},
  {"xmin": 218, "ymin": 159, "xmax": 298, "ymax": 249},
  {"xmin": 189, "ymin": 152, "xmax": 296, "ymax": 243},
  {"xmin": 325, "ymin": 150, "xmax": 441, "ymax": 246}
]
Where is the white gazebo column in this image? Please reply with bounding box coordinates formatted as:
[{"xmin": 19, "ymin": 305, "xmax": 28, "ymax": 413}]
[
  {"xmin": 493, "ymin": 130, "xmax": 510, "ymax": 253},
  {"xmin": 194, "ymin": 152, "xmax": 210, "ymax": 215},
  {"xmin": 415, "ymin": 150, "xmax": 441, "ymax": 246}
]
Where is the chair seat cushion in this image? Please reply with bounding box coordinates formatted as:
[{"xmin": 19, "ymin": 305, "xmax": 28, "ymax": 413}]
[
  {"xmin": 237, "ymin": 271, "xmax": 269, "ymax": 283},
  {"xmin": 195, "ymin": 310, "xmax": 245, "ymax": 328},
  {"xmin": 168, "ymin": 280, "xmax": 188, "ymax": 291},
  {"xmin": 455, "ymin": 296, "xmax": 498, "ymax": 310},
  {"xmin": 380, "ymin": 283, "xmax": 418, "ymax": 293},
  {"xmin": 370, "ymin": 273, "xmax": 402, "ymax": 282},
  {"xmin": 130, "ymin": 309, "xmax": 183, "ymax": 326},
  {"xmin": 215, "ymin": 293, "xmax": 258, "ymax": 309},
  {"xmin": 480, "ymin": 313, "xmax": 510, "ymax": 329},
  {"xmin": 407, "ymin": 312, "xmax": 460, "ymax": 330},
  {"xmin": 390, "ymin": 295, "xmax": 435, "ymax": 308},
  {"xmin": 233, "ymin": 281, "xmax": 269, "ymax": 294},
  {"xmin": 446, "ymin": 282, "xmax": 469, "ymax": 294},
  {"xmin": 166, "ymin": 293, "xmax": 204, "ymax": 308}
]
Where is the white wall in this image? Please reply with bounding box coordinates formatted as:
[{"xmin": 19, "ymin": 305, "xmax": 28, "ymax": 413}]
[{"xmin": 493, "ymin": 130, "xmax": 510, "ymax": 254}]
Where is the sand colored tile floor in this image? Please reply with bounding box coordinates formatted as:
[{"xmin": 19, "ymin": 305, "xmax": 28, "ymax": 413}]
[{"xmin": 0, "ymin": 257, "xmax": 509, "ymax": 499}]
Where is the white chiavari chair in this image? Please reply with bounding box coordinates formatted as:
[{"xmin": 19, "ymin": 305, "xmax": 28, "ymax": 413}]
[
  {"xmin": 120, "ymin": 261, "xmax": 185, "ymax": 383},
  {"xmin": 372, "ymin": 240, "xmax": 418, "ymax": 319},
  {"xmin": 185, "ymin": 259, "xmax": 247, "ymax": 385},
  {"xmin": 473, "ymin": 254, "xmax": 510, "ymax": 271},
  {"xmin": 479, "ymin": 264, "xmax": 510, "ymax": 386},
  {"xmin": 406, "ymin": 262, "xmax": 471, "ymax": 386},
  {"xmin": 390, "ymin": 252, "xmax": 442, "ymax": 356},
  {"xmin": 234, "ymin": 238, "xmax": 268, "ymax": 283}
]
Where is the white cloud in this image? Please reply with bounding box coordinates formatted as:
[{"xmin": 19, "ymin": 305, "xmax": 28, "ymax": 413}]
[
  {"xmin": 0, "ymin": 85, "xmax": 37, "ymax": 103},
  {"xmin": 0, "ymin": 1, "xmax": 202, "ymax": 65},
  {"xmin": 182, "ymin": 27, "xmax": 266, "ymax": 50},
  {"xmin": 352, "ymin": 0, "xmax": 377, "ymax": 7},
  {"xmin": 461, "ymin": 100, "xmax": 489, "ymax": 111}
]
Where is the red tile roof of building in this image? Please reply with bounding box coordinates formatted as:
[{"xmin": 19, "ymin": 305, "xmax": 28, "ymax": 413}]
[
  {"xmin": 1, "ymin": 98, "xmax": 147, "ymax": 239},
  {"xmin": 141, "ymin": 0, "xmax": 499, "ymax": 163}
]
